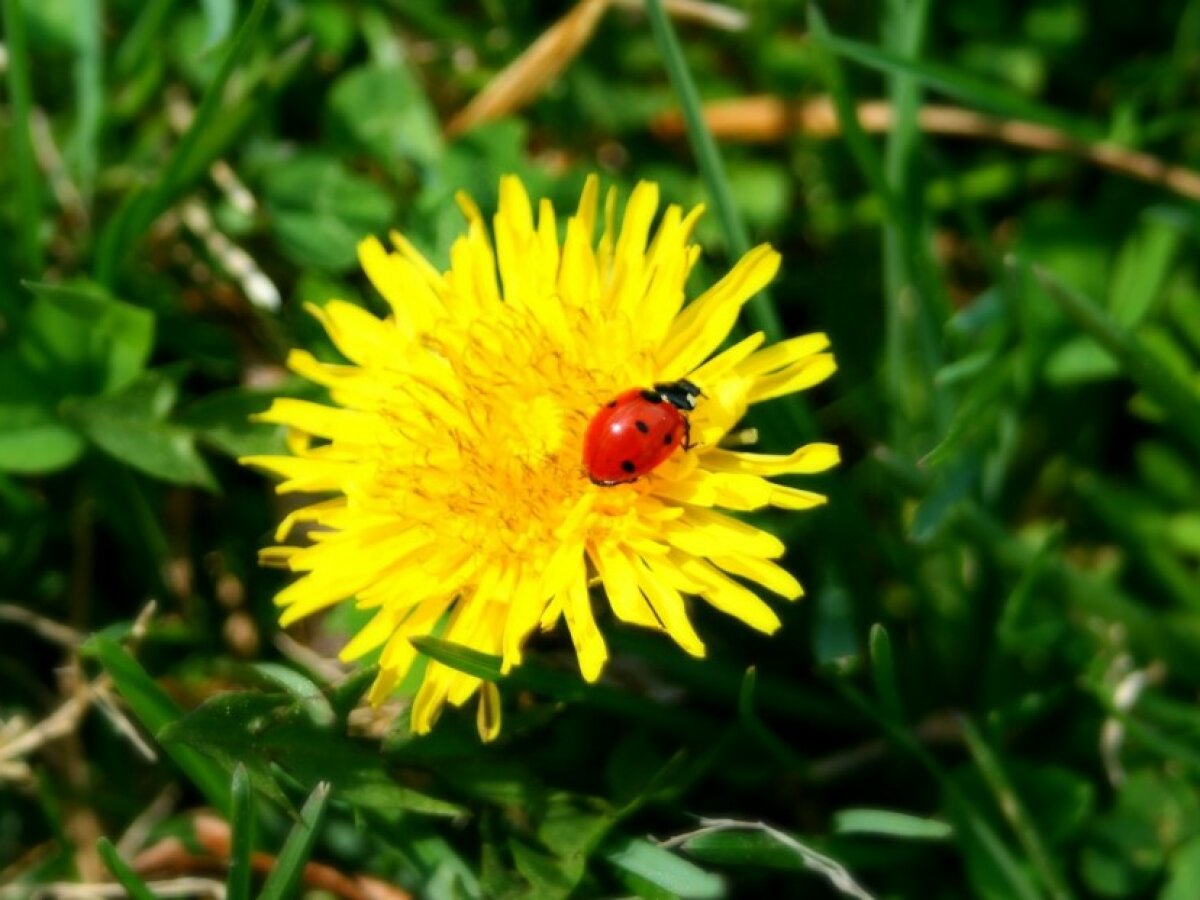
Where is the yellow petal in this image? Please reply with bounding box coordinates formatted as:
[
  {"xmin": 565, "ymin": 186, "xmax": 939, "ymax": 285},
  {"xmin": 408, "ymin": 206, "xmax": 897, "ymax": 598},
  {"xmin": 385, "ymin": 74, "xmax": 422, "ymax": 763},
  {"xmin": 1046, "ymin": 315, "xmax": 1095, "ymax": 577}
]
[
  {"xmin": 665, "ymin": 508, "xmax": 786, "ymax": 558},
  {"xmin": 702, "ymin": 442, "xmax": 840, "ymax": 477},
  {"xmin": 561, "ymin": 555, "xmax": 607, "ymax": 682},
  {"xmin": 590, "ymin": 541, "xmax": 660, "ymax": 628},
  {"xmin": 675, "ymin": 556, "xmax": 782, "ymax": 634},
  {"xmin": 657, "ymin": 244, "xmax": 781, "ymax": 379},
  {"xmin": 357, "ymin": 236, "xmax": 443, "ymax": 336},
  {"xmin": 634, "ymin": 553, "xmax": 706, "ymax": 657},
  {"xmin": 711, "ymin": 554, "xmax": 804, "ymax": 600}
]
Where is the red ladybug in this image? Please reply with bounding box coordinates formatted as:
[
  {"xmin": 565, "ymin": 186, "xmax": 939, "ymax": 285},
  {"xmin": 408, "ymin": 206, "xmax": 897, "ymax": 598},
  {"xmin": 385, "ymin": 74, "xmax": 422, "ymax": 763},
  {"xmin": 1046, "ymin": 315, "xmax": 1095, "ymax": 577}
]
[{"xmin": 583, "ymin": 380, "xmax": 701, "ymax": 485}]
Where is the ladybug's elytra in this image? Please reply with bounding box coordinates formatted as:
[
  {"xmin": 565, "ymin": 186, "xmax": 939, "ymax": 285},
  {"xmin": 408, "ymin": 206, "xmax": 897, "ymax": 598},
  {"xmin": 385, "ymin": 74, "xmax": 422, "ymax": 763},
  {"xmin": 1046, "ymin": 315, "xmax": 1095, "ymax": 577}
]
[{"xmin": 583, "ymin": 380, "xmax": 702, "ymax": 485}]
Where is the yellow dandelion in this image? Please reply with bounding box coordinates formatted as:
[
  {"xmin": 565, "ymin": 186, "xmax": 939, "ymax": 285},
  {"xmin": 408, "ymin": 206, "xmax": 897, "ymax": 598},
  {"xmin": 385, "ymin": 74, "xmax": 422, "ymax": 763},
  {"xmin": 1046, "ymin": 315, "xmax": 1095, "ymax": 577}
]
[{"xmin": 243, "ymin": 175, "xmax": 837, "ymax": 740}]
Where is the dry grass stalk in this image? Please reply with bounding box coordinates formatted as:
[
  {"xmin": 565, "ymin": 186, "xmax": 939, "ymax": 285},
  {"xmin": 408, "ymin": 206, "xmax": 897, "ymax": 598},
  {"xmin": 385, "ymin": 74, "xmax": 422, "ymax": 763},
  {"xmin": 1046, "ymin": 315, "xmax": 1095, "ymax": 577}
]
[
  {"xmin": 446, "ymin": 0, "xmax": 746, "ymax": 137},
  {"xmin": 130, "ymin": 813, "xmax": 413, "ymax": 900},
  {"xmin": 651, "ymin": 95, "xmax": 1200, "ymax": 201}
]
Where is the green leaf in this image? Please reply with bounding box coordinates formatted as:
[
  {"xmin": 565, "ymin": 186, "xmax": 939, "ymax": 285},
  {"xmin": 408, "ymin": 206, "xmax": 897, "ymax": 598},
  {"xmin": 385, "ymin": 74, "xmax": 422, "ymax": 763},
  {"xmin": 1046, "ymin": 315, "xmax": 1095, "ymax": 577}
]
[
  {"xmin": 1031, "ymin": 263, "xmax": 1200, "ymax": 457},
  {"xmin": 265, "ymin": 155, "xmax": 397, "ymax": 272},
  {"xmin": 176, "ymin": 386, "xmax": 288, "ymax": 457},
  {"xmin": 227, "ymin": 764, "xmax": 254, "ymax": 900},
  {"xmin": 199, "ymin": 0, "xmax": 235, "ymax": 49},
  {"xmin": 328, "ymin": 64, "xmax": 442, "ymax": 170},
  {"xmin": 161, "ymin": 691, "xmax": 465, "ymax": 819},
  {"xmin": 257, "ymin": 782, "xmax": 331, "ymax": 900},
  {"xmin": 96, "ymin": 837, "xmax": 157, "ymax": 900},
  {"xmin": 1108, "ymin": 218, "xmax": 1181, "ymax": 328},
  {"xmin": 681, "ymin": 823, "xmax": 874, "ymax": 898},
  {"xmin": 1163, "ymin": 836, "xmax": 1200, "ymax": 900},
  {"xmin": 833, "ymin": 808, "xmax": 953, "ymax": 841},
  {"xmin": 64, "ymin": 372, "xmax": 216, "ymax": 489},
  {"xmin": 602, "ymin": 835, "xmax": 725, "ymax": 899},
  {"xmin": 89, "ymin": 635, "xmax": 231, "ymax": 812},
  {"xmin": 1044, "ymin": 336, "xmax": 1121, "ymax": 386},
  {"xmin": 19, "ymin": 282, "xmax": 155, "ymax": 397},
  {"xmin": 0, "ymin": 357, "xmax": 85, "ymax": 472}
]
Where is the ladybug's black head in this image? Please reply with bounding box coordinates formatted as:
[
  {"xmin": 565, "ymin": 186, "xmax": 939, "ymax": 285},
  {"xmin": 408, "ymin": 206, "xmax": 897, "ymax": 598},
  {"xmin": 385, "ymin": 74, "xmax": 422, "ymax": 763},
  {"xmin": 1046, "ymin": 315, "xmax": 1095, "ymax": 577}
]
[{"xmin": 653, "ymin": 379, "xmax": 702, "ymax": 412}]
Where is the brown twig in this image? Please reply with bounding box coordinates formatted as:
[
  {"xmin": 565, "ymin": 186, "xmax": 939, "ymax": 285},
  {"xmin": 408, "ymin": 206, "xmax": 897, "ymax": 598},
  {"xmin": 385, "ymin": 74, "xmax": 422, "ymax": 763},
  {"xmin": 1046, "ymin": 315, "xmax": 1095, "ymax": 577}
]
[
  {"xmin": 650, "ymin": 95, "xmax": 1200, "ymax": 202},
  {"xmin": 131, "ymin": 814, "xmax": 412, "ymax": 900}
]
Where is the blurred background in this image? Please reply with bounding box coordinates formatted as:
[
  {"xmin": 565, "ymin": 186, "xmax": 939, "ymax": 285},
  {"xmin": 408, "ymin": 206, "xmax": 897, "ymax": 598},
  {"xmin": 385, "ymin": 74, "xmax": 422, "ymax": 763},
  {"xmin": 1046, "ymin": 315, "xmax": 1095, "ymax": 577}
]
[{"xmin": 4, "ymin": 0, "xmax": 1200, "ymax": 897}]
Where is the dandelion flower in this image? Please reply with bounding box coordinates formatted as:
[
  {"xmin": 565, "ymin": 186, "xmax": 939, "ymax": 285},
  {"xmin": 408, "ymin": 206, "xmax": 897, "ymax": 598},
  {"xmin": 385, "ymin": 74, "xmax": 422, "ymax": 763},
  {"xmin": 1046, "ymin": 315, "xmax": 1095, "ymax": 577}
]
[{"xmin": 244, "ymin": 176, "xmax": 837, "ymax": 740}]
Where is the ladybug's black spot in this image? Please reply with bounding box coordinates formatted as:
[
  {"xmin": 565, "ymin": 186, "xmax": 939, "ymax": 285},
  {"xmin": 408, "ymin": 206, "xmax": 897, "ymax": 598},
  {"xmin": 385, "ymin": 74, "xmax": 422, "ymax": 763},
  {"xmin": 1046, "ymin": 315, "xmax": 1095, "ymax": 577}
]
[
  {"xmin": 620, "ymin": 460, "xmax": 636, "ymax": 474},
  {"xmin": 605, "ymin": 400, "xmax": 617, "ymax": 408},
  {"xmin": 635, "ymin": 420, "xmax": 649, "ymax": 434},
  {"xmin": 640, "ymin": 390, "xmax": 663, "ymax": 403},
  {"xmin": 663, "ymin": 433, "xmax": 673, "ymax": 445}
]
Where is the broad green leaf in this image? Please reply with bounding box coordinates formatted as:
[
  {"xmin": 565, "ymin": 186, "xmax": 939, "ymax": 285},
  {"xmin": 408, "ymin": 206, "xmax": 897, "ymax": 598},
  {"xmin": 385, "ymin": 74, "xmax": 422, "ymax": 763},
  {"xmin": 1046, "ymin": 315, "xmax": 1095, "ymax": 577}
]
[
  {"xmin": 833, "ymin": 809, "xmax": 953, "ymax": 841},
  {"xmin": 257, "ymin": 782, "xmax": 331, "ymax": 900},
  {"xmin": 265, "ymin": 155, "xmax": 396, "ymax": 273},
  {"xmin": 176, "ymin": 386, "xmax": 288, "ymax": 457},
  {"xmin": 19, "ymin": 282, "xmax": 154, "ymax": 396},
  {"xmin": 89, "ymin": 636, "xmax": 231, "ymax": 812},
  {"xmin": 328, "ymin": 64, "xmax": 442, "ymax": 170},
  {"xmin": 0, "ymin": 398, "xmax": 84, "ymax": 473},
  {"xmin": 64, "ymin": 372, "xmax": 216, "ymax": 489},
  {"xmin": 602, "ymin": 836, "xmax": 725, "ymax": 899},
  {"xmin": 161, "ymin": 691, "xmax": 465, "ymax": 818},
  {"xmin": 1163, "ymin": 836, "xmax": 1200, "ymax": 900}
]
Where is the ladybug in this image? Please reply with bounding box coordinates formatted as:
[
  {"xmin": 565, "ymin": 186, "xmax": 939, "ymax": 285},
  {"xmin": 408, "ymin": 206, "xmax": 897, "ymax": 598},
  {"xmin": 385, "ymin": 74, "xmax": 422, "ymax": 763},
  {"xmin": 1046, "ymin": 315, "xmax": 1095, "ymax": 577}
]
[{"xmin": 583, "ymin": 379, "xmax": 702, "ymax": 485}]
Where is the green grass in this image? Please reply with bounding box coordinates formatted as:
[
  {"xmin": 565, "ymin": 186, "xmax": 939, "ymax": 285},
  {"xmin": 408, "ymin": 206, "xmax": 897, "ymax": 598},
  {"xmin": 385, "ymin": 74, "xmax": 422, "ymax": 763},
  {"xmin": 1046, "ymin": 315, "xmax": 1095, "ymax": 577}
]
[{"xmin": 5, "ymin": 1, "xmax": 1200, "ymax": 897}]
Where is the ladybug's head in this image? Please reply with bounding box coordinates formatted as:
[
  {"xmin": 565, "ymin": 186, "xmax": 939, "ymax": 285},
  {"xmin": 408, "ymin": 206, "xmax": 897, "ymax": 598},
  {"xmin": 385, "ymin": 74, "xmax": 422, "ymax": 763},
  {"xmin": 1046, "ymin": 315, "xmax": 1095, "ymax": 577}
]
[{"xmin": 653, "ymin": 379, "xmax": 702, "ymax": 412}]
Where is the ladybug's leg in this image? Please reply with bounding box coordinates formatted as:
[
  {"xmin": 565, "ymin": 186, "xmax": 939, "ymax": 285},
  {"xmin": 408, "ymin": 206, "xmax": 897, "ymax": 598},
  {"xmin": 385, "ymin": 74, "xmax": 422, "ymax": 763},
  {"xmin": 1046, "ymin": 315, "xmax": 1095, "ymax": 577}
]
[{"xmin": 681, "ymin": 417, "xmax": 698, "ymax": 451}]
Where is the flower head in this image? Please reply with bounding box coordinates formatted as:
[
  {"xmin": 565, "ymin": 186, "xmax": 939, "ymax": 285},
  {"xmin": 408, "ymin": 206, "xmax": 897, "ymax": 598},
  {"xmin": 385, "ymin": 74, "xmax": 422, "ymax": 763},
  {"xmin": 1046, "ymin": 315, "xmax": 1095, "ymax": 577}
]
[{"xmin": 244, "ymin": 176, "xmax": 837, "ymax": 739}]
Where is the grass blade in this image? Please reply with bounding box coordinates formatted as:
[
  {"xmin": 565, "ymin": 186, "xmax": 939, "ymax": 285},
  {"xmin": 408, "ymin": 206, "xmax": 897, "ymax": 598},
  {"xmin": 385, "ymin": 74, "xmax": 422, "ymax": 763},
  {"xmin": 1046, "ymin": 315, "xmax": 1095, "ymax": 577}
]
[
  {"xmin": 95, "ymin": 0, "xmax": 271, "ymax": 286},
  {"xmin": 868, "ymin": 624, "xmax": 905, "ymax": 723},
  {"xmin": 1, "ymin": 0, "xmax": 44, "ymax": 275},
  {"xmin": 1029, "ymin": 261, "xmax": 1200, "ymax": 456},
  {"xmin": 96, "ymin": 837, "xmax": 157, "ymax": 900},
  {"xmin": 960, "ymin": 717, "xmax": 1074, "ymax": 900},
  {"xmin": 227, "ymin": 764, "xmax": 255, "ymax": 900},
  {"xmin": 642, "ymin": 0, "xmax": 780, "ymax": 341},
  {"xmin": 257, "ymin": 782, "xmax": 331, "ymax": 900},
  {"xmin": 810, "ymin": 27, "xmax": 1095, "ymax": 139},
  {"xmin": 832, "ymin": 679, "xmax": 1042, "ymax": 900},
  {"xmin": 833, "ymin": 808, "xmax": 953, "ymax": 841},
  {"xmin": 69, "ymin": 0, "xmax": 103, "ymax": 205},
  {"xmin": 90, "ymin": 635, "xmax": 231, "ymax": 813},
  {"xmin": 807, "ymin": 6, "xmax": 897, "ymax": 217}
]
